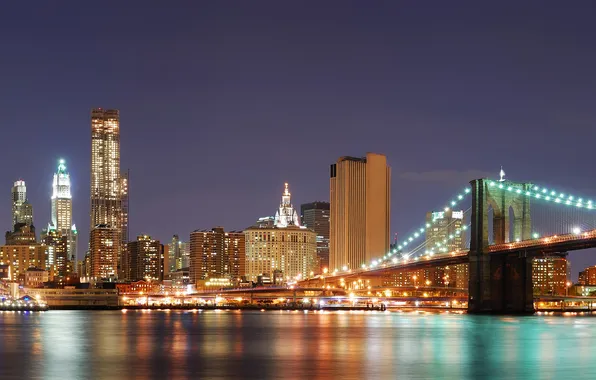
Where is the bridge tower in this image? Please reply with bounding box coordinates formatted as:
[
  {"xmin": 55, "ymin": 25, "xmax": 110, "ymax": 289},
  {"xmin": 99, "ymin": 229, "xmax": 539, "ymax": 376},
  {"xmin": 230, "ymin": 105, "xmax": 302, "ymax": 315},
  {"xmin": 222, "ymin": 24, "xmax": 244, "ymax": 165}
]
[{"xmin": 468, "ymin": 178, "xmax": 534, "ymax": 313}]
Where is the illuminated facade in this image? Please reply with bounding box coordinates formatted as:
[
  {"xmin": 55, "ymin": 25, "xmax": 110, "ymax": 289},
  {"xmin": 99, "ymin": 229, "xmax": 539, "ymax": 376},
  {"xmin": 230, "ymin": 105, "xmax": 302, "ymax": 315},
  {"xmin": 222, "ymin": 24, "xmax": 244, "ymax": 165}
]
[
  {"xmin": 532, "ymin": 254, "xmax": 570, "ymax": 295},
  {"xmin": 300, "ymin": 201, "xmax": 330, "ymax": 273},
  {"xmin": 274, "ymin": 183, "xmax": 301, "ymax": 227},
  {"xmin": 90, "ymin": 108, "xmax": 128, "ymax": 278},
  {"xmin": 245, "ymin": 184, "xmax": 317, "ymax": 282},
  {"xmin": 89, "ymin": 225, "xmax": 119, "ymax": 279},
  {"xmin": 124, "ymin": 235, "xmax": 164, "ymax": 281},
  {"xmin": 49, "ymin": 159, "xmax": 78, "ymax": 271},
  {"xmin": 424, "ymin": 209, "xmax": 465, "ymax": 254},
  {"xmin": 6, "ymin": 224, "xmax": 37, "ymax": 245},
  {"xmin": 11, "ymin": 180, "xmax": 34, "ymax": 228},
  {"xmin": 189, "ymin": 227, "xmax": 245, "ymax": 284},
  {"xmin": 329, "ymin": 153, "xmax": 391, "ymax": 271},
  {"xmin": 0, "ymin": 244, "xmax": 48, "ymax": 281},
  {"xmin": 381, "ymin": 264, "xmax": 468, "ymax": 288},
  {"xmin": 578, "ymin": 265, "xmax": 596, "ymax": 285},
  {"xmin": 43, "ymin": 229, "xmax": 69, "ymax": 281},
  {"xmin": 168, "ymin": 235, "xmax": 190, "ymax": 272}
]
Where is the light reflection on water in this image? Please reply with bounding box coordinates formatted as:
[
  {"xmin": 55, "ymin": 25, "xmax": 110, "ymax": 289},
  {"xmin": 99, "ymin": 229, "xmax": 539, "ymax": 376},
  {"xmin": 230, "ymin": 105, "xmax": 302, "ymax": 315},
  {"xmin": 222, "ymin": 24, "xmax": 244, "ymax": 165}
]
[{"xmin": 1, "ymin": 310, "xmax": 596, "ymax": 379}]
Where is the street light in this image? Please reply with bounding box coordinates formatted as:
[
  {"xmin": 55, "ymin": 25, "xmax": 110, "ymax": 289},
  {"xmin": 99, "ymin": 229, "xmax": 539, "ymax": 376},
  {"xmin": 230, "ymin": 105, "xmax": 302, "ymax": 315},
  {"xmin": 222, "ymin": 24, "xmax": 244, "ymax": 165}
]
[{"xmin": 566, "ymin": 281, "xmax": 571, "ymax": 296}]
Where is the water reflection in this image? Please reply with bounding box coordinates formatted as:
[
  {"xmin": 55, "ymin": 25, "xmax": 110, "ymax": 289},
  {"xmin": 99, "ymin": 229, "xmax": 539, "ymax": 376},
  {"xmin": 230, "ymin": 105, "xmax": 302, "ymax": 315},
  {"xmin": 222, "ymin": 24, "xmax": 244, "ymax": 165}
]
[{"xmin": 1, "ymin": 311, "xmax": 596, "ymax": 379}]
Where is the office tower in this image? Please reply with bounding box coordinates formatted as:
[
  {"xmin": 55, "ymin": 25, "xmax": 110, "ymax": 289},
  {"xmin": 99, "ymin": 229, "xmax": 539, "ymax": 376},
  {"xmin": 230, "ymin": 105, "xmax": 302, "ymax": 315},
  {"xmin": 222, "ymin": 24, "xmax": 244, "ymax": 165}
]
[
  {"xmin": 532, "ymin": 254, "xmax": 570, "ymax": 295},
  {"xmin": 90, "ymin": 108, "xmax": 127, "ymax": 279},
  {"xmin": 11, "ymin": 180, "xmax": 34, "ymax": 228},
  {"xmin": 245, "ymin": 184, "xmax": 317, "ymax": 283},
  {"xmin": 424, "ymin": 209, "xmax": 465, "ymax": 253},
  {"xmin": 123, "ymin": 235, "xmax": 164, "ymax": 281},
  {"xmin": 329, "ymin": 153, "xmax": 391, "ymax": 271},
  {"xmin": 168, "ymin": 235, "xmax": 190, "ymax": 272},
  {"xmin": 49, "ymin": 159, "xmax": 78, "ymax": 271},
  {"xmin": 300, "ymin": 201, "xmax": 330, "ymax": 273},
  {"xmin": 189, "ymin": 227, "xmax": 245, "ymax": 285},
  {"xmin": 43, "ymin": 229, "xmax": 68, "ymax": 282}
]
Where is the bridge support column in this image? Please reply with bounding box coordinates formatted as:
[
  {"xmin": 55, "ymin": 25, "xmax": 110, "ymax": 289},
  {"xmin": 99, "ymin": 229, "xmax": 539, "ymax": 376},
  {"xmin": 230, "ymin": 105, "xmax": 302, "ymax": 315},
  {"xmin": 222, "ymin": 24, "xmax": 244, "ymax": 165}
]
[
  {"xmin": 468, "ymin": 179, "xmax": 493, "ymax": 312},
  {"xmin": 489, "ymin": 253, "xmax": 534, "ymax": 313},
  {"xmin": 468, "ymin": 178, "xmax": 534, "ymax": 314}
]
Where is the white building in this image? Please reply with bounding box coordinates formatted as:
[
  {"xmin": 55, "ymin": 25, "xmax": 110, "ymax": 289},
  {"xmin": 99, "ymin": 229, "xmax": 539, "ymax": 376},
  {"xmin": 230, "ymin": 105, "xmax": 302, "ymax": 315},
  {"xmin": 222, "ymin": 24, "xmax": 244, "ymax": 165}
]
[
  {"xmin": 48, "ymin": 160, "xmax": 78, "ymax": 271},
  {"xmin": 245, "ymin": 183, "xmax": 317, "ymax": 283}
]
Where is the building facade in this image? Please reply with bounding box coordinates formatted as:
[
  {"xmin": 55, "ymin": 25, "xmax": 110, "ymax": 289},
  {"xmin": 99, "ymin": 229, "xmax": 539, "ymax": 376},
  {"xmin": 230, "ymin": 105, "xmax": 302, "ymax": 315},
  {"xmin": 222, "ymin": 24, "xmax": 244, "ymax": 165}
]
[
  {"xmin": 168, "ymin": 235, "xmax": 190, "ymax": 272},
  {"xmin": 300, "ymin": 201, "xmax": 330, "ymax": 273},
  {"xmin": 0, "ymin": 244, "xmax": 48, "ymax": 281},
  {"xmin": 578, "ymin": 265, "xmax": 596, "ymax": 285},
  {"xmin": 49, "ymin": 159, "xmax": 78, "ymax": 271},
  {"xmin": 90, "ymin": 108, "xmax": 128, "ymax": 278},
  {"xmin": 329, "ymin": 153, "xmax": 391, "ymax": 271},
  {"xmin": 11, "ymin": 180, "xmax": 34, "ymax": 228},
  {"xmin": 189, "ymin": 227, "xmax": 245, "ymax": 284},
  {"xmin": 532, "ymin": 254, "xmax": 570, "ymax": 295},
  {"xmin": 6, "ymin": 224, "xmax": 37, "ymax": 245},
  {"xmin": 89, "ymin": 225, "xmax": 119, "ymax": 279},
  {"xmin": 244, "ymin": 184, "xmax": 317, "ymax": 283},
  {"xmin": 43, "ymin": 229, "xmax": 69, "ymax": 281},
  {"xmin": 123, "ymin": 235, "xmax": 164, "ymax": 282},
  {"xmin": 424, "ymin": 209, "xmax": 465, "ymax": 254}
]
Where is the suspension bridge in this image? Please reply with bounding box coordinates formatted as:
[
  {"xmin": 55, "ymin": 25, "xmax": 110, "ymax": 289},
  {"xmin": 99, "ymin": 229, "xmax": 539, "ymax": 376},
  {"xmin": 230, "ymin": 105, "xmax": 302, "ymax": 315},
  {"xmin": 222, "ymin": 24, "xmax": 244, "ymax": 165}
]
[{"xmin": 299, "ymin": 175, "xmax": 596, "ymax": 313}]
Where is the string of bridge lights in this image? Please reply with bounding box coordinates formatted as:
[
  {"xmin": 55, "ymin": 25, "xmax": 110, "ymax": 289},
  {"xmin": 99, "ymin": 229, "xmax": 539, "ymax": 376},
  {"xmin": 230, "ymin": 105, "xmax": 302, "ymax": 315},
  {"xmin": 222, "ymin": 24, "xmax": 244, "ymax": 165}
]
[
  {"xmin": 331, "ymin": 179, "xmax": 596, "ymax": 275},
  {"xmin": 334, "ymin": 186, "xmax": 473, "ymax": 274},
  {"xmin": 487, "ymin": 181, "xmax": 594, "ymax": 210}
]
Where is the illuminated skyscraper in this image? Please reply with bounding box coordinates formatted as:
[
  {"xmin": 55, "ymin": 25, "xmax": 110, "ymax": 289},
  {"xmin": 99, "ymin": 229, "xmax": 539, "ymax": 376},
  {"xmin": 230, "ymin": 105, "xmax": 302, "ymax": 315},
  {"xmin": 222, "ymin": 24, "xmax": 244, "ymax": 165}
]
[
  {"xmin": 424, "ymin": 209, "xmax": 465, "ymax": 253},
  {"xmin": 48, "ymin": 159, "xmax": 78, "ymax": 271},
  {"xmin": 90, "ymin": 108, "xmax": 127, "ymax": 279},
  {"xmin": 11, "ymin": 180, "xmax": 33, "ymax": 228},
  {"xmin": 169, "ymin": 235, "xmax": 190, "ymax": 272},
  {"xmin": 329, "ymin": 153, "xmax": 391, "ymax": 271}
]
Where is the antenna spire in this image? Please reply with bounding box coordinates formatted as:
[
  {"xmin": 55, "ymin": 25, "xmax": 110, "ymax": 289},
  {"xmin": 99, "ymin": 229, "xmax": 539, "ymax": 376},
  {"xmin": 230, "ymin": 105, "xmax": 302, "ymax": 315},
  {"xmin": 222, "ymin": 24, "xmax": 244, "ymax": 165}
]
[{"xmin": 499, "ymin": 166, "xmax": 506, "ymax": 182}]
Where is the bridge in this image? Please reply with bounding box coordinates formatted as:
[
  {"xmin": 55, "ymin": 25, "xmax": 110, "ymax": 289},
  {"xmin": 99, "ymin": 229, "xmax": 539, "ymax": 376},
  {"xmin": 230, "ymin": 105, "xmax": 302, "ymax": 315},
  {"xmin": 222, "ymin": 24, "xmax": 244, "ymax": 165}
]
[{"xmin": 299, "ymin": 176, "xmax": 596, "ymax": 313}]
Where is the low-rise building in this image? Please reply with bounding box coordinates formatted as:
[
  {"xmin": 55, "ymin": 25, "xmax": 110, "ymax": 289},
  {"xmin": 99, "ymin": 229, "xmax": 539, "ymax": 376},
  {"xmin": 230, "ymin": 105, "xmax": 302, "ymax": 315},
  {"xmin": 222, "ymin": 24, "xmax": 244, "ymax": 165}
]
[{"xmin": 24, "ymin": 268, "xmax": 49, "ymax": 288}]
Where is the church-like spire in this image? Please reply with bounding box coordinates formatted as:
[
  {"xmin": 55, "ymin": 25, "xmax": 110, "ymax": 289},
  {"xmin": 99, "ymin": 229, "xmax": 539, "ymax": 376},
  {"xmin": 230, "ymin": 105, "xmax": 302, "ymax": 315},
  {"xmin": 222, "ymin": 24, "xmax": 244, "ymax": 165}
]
[{"xmin": 274, "ymin": 182, "xmax": 301, "ymax": 227}]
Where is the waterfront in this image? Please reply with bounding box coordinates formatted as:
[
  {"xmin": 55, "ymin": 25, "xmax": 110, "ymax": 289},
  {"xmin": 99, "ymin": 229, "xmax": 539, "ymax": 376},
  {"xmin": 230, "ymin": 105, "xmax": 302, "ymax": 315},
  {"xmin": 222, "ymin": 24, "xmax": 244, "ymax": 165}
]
[{"xmin": 1, "ymin": 311, "xmax": 596, "ymax": 379}]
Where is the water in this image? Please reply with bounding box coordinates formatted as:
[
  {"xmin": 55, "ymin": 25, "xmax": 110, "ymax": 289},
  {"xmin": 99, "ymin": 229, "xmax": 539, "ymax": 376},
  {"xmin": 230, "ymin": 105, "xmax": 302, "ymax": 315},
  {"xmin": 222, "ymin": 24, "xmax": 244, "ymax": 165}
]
[{"xmin": 1, "ymin": 310, "xmax": 595, "ymax": 379}]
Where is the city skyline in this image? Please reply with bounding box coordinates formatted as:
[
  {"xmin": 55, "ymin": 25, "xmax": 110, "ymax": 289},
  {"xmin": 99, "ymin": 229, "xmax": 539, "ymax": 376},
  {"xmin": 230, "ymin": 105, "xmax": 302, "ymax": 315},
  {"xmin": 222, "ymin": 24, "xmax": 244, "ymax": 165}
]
[{"xmin": 1, "ymin": 2, "xmax": 595, "ymax": 279}]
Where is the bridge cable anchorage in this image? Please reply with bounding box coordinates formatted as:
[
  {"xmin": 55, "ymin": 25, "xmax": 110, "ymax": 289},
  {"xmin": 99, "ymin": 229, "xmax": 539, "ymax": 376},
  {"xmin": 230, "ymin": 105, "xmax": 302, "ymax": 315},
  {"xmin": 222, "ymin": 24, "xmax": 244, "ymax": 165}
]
[
  {"xmin": 358, "ymin": 186, "xmax": 472, "ymax": 272},
  {"xmin": 486, "ymin": 179, "xmax": 596, "ymax": 240}
]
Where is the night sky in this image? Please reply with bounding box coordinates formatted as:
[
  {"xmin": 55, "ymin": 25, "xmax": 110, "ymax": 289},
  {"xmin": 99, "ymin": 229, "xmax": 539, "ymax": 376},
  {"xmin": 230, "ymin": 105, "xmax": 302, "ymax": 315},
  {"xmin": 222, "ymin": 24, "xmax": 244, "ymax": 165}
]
[{"xmin": 1, "ymin": 2, "xmax": 595, "ymax": 279}]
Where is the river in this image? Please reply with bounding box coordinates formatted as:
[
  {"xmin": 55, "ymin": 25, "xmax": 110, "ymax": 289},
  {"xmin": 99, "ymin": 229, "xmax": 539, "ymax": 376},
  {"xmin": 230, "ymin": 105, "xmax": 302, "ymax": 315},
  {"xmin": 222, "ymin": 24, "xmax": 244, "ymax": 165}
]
[{"xmin": 0, "ymin": 309, "xmax": 595, "ymax": 379}]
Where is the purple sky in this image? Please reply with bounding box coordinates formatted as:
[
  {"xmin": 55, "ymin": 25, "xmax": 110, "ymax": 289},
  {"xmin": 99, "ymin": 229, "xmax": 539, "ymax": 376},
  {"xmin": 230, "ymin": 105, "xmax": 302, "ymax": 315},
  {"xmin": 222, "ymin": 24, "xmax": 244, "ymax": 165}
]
[{"xmin": 1, "ymin": 1, "xmax": 595, "ymax": 279}]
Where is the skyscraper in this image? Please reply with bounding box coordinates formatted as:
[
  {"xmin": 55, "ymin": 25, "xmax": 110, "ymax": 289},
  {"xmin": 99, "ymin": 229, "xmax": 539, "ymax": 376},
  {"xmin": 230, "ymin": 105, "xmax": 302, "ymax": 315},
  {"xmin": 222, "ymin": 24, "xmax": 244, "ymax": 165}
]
[
  {"xmin": 300, "ymin": 201, "xmax": 330, "ymax": 273},
  {"xmin": 329, "ymin": 153, "xmax": 391, "ymax": 271},
  {"xmin": 424, "ymin": 209, "xmax": 465, "ymax": 254},
  {"xmin": 90, "ymin": 108, "xmax": 127, "ymax": 279},
  {"xmin": 11, "ymin": 180, "xmax": 33, "ymax": 228},
  {"xmin": 49, "ymin": 159, "xmax": 78, "ymax": 271},
  {"xmin": 168, "ymin": 235, "xmax": 190, "ymax": 272}
]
